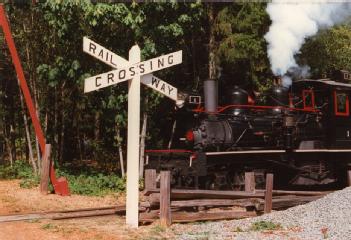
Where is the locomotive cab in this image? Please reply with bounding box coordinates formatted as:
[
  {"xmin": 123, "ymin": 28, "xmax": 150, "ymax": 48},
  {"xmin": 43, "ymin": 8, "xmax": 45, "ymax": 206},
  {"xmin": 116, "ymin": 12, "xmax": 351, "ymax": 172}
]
[{"xmin": 294, "ymin": 77, "xmax": 351, "ymax": 149}]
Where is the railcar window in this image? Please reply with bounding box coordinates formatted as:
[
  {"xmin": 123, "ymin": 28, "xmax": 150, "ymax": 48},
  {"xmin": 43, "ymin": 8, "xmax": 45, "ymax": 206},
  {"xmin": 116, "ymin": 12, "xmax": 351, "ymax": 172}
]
[{"xmin": 334, "ymin": 91, "xmax": 349, "ymax": 116}]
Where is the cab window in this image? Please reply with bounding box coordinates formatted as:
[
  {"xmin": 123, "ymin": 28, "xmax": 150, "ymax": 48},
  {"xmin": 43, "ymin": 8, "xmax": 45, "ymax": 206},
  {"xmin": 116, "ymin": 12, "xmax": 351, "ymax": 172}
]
[
  {"xmin": 302, "ymin": 90, "xmax": 314, "ymax": 109},
  {"xmin": 334, "ymin": 91, "xmax": 349, "ymax": 116}
]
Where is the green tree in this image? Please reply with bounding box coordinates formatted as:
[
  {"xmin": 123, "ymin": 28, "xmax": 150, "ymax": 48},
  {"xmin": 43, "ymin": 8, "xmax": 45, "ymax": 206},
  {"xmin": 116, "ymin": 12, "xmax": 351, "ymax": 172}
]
[
  {"xmin": 215, "ymin": 3, "xmax": 271, "ymax": 90},
  {"xmin": 301, "ymin": 25, "xmax": 351, "ymax": 77}
]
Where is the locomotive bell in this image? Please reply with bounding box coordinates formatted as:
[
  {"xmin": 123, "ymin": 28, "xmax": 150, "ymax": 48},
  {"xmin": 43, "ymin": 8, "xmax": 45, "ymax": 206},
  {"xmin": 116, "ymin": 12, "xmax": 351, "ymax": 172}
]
[
  {"xmin": 268, "ymin": 85, "xmax": 289, "ymax": 114},
  {"xmin": 269, "ymin": 86, "xmax": 289, "ymax": 106},
  {"xmin": 228, "ymin": 86, "xmax": 248, "ymax": 115}
]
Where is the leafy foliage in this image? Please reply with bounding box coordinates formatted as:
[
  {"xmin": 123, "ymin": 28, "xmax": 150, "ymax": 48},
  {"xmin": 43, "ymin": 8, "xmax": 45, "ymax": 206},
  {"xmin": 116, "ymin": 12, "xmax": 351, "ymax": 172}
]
[
  {"xmin": 215, "ymin": 3, "xmax": 271, "ymax": 90},
  {"xmin": 301, "ymin": 25, "xmax": 351, "ymax": 77},
  {"xmin": 58, "ymin": 170, "xmax": 126, "ymax": 196},
  {"xmin": 0, "ymin": 161, "xmax": 40, "ymax": 188}
]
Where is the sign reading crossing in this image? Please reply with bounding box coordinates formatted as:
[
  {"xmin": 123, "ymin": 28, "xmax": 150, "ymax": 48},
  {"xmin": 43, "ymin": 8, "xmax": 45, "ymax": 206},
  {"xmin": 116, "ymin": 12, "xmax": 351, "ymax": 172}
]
[
  {"xmin": 83, "ymin": 37, "xmax": 182, "ymax": 228},
  {"xmin": 84, "ymin": 50, "xmax": 182, "ymax": 93}
]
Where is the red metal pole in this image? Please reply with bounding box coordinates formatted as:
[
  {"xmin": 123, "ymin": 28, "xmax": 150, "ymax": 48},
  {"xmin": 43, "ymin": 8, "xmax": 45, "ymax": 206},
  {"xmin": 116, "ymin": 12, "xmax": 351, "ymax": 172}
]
[
  {"xmin": 0, "ymin": 5, "xmax": 46, "ymax": 154},
  {"xmin": 0, "ymin": 5, "xmax": 70, "ymax": 196}
]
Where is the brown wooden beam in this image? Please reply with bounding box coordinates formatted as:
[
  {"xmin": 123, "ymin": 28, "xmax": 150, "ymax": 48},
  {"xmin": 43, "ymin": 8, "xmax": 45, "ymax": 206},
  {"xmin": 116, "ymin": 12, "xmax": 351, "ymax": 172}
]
[
  {"xmin": 144, "ymin": 189, "xmax": 264, "ymax": 199},
  {"xmin": 140, "ymin": 210, "xmax": 256, "ymax": 223},
  {"xmin": 264, "ymin": 173, "xmax": 274, "ymax": 214},
  {"xmin": 347, "ymin": 170, "xmax": 351, "ymax": 186},
  {"xmin": 144, "ymin": 169, "xmax": 157, "ymax": 191},
  {"xmin": 245, "ymin": 172, "xmax": 255, "ymax": 192},
  {"xmin": 40, "ymin": 144, "xmax": 51, "ymax": 195},
  {"xmin": 160, "ymin": 171, "xmax": 171, "ymax": 227},
  {"xmin": 171, "ymin": 198, "xmax": 264, "ymax": 209},
  {"xmin": 255, "ymin": 189, "xmax": 330, "ymax": 196}
]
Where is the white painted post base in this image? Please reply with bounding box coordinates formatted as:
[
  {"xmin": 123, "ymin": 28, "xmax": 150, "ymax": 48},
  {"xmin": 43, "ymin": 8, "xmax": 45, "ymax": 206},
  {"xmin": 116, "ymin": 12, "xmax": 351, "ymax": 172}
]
[{"xmin": 126, "ymin": 45, "xmax": 141, "ymax": 228}]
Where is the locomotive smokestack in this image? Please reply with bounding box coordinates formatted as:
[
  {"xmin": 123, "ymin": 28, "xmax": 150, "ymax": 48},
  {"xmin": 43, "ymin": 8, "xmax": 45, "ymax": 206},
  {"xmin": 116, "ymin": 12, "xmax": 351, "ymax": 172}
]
[
  {"xmin": 204, "ymin": 79, "xmax": 218, "ymax": 114},
  {"xmin": 273, "ymin": 76, "xmax": 282, "ymax": 86}
]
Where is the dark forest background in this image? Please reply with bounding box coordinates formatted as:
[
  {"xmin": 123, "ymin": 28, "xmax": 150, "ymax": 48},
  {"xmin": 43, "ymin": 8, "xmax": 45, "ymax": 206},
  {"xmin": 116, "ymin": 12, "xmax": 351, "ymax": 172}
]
[{"xmin": 1, "ymin": 1, "xmax": 351, "ymax": 178}]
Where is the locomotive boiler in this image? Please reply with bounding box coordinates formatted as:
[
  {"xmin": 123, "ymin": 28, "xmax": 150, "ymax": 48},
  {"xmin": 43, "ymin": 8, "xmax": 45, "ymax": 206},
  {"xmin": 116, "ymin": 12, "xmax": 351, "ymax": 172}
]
[{"xmin": 145, "ymin": 70, "xmax": 351, "ymax": 190}]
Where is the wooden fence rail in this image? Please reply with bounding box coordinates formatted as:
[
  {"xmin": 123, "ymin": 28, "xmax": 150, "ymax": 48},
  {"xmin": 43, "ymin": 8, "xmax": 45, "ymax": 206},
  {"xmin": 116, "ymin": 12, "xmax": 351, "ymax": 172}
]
[{"xmin": 142, "ymin": 169, "xmax": 327, "ymax": 226}]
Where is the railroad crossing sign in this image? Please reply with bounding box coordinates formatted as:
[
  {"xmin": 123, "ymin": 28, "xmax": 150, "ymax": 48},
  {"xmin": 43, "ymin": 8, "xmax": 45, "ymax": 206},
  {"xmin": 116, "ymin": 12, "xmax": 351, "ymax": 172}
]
[
  {"xmin": 83, "ymin": 37, "xmax": 181, "ymax": 102},
  {"xmin": 83, "ymin": 37, "xmax": 182, "ymax": 228}
]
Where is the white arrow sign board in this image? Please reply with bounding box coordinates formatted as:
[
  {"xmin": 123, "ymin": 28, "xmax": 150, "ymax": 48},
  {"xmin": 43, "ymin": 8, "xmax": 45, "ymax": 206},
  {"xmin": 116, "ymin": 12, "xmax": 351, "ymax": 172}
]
[
  {"xmin": 83, "ymin": 37, "xmax": 180, "ymax": 102},
  {"xmin": 142, "ymin": 74, "xmax": 178, "ymax": 101},
  {"xmin": 83, "ymin": 36, "xmax": 128, "ymax": 68},
  {"xmin": 83, "ymin": 37, "xmax": 129, "ymax": 68},
  {"xmin": 84, "ymin": 50, "xmax": 182, "ymax": 93}
]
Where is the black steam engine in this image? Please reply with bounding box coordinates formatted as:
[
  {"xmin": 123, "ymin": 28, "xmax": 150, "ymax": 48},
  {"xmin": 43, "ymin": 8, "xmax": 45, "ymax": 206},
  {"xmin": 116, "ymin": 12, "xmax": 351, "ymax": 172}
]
[{"xmin": 145, "ymin": 70, "xmax": 351, "ymax": 190}]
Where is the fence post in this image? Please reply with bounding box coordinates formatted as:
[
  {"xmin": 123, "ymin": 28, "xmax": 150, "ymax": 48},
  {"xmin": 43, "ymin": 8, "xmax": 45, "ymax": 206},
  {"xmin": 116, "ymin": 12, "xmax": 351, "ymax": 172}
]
[
  {"xmin": 264, "ymin": 173, "xmax": 273, "ymax": 214},
  {"xmin": 40, "ymin": 144, "xmax": 51, "ymax": 195},
  {"xmin": 160, "ymin": 171, "xmax": 171, "ymax": 227},
  {"xmin": 347, "ymin": 170, "xmax": 351, "ymax": 186},
  {"xmin": 145, "ymin": 169, "xmax": 157, "ymax": 191},
  {"xmin": 245, "ymin": 172, "xmax": 255, "ymax": 192}
]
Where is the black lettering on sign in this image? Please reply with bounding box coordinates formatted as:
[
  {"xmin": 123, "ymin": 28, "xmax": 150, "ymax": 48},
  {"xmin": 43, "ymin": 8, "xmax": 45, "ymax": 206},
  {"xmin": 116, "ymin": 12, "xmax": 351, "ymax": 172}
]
[
  {"xmin": 160, "ymin": 83, "xmax": 166, "ymax": 92},
  {"xmin": 151, "ymin": 77, "xmax": 160, "ymax": 88},
  {"xmin": 105, "ymin": 51, "xmax": 109, "ymax": 62},
  {"xmin": 129, "ymin": 66, "xmax": 136, "ymax": 77},
  {"xmin": 139, "ymin": 63, "xmax": 145, "ymax": 74},
  {"xmin": 168, "ymin": 86, "xmax": 174, "ymax": 95},
  {"xmin": 98, "ymin": 49, "xmax": 104, "ymax": 59},
  {"xmin": 158, "ymin": 58, "xmax": 164, "ymax": 68},
  {"xmin": 150, "ymin": 61, "xmax": 153, "ymax": 71},
  {"xmin": 118, "ymin": 69, "xmax": 126, "ymax": 80},
  {"xmin": 89, "ymin": 43, "xmax": 96, "ymax": 54},
  {"xmin": 110, "ymin": 54, "xmax": 117, "ymax": 67},
  {"xmin": 107, "ymin": 73, "xmax": 114, "ymax": 84},
  {"xmin": 168, "ymin": 55, "xmax": 174, "ymax": 64},
  {"xmin": 95, "ymin": 76, "xmax": 102, "ymax": 87}
]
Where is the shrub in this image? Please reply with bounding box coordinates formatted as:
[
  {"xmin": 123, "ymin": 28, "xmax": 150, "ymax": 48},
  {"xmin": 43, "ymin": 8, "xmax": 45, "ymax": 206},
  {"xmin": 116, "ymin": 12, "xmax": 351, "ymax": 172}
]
[
  {"xmin": 57, "ymin": 169, "xmax": 126, "ymax": 196},
  {"xmin": 0, "ymin": 161, "xmax": 127, "ymax": 196}
]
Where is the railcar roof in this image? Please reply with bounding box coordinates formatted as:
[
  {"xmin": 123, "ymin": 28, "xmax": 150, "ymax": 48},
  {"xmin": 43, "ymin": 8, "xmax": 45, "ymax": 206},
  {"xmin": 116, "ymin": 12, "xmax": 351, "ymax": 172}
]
[{"xmin": 295, "ymin": 79, "xmax": 351, "ymax": 88}]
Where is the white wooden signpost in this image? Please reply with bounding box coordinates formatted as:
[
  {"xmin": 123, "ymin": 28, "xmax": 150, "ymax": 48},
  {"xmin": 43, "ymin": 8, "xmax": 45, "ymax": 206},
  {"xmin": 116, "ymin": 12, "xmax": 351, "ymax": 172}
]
[{"xmin": 83, "ymin": 37, "xmax": 182, "ymax": 228}]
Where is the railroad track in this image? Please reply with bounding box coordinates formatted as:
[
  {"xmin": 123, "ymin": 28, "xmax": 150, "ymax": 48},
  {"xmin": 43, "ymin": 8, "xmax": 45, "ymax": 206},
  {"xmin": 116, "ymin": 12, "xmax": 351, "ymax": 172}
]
[
  {"xmin": 0, "ymin": 206, "xmax": 127, "ymax": 223},
  {"xmin": 0, "ymin": 188, "xmax": 330, "ymax": 224}
]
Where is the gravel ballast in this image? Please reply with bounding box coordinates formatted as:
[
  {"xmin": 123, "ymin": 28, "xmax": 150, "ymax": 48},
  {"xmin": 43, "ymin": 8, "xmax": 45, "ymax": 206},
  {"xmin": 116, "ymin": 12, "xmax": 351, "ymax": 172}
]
[{"xmin": 172, "ymin": 187, "xmax": 351, "ymax": 239}]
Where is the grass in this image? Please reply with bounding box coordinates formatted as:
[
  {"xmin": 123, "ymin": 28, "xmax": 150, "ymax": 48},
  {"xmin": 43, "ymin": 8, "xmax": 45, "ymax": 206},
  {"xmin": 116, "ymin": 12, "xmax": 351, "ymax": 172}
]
[
  {"xmin": 151, "ymin": 224, "xmax": 166, "ymax": 234},
  {"xmin": 250, "ymin": 220, "xmax": 282, "ymax": 231},
  {"xmin": 41, "ymin": 223, "xmax": 57, "ymax": 230},
  {"xmin": 0, "ymin": 160, "xmax": 128, "ymax": 196}
]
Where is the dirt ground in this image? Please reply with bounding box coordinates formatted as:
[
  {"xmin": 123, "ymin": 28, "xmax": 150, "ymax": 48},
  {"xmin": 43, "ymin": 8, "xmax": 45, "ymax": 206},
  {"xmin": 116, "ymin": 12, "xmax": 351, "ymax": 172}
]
[{"xmin": 0, "ymin": 180, "xmax": 175, "ymax": 240}]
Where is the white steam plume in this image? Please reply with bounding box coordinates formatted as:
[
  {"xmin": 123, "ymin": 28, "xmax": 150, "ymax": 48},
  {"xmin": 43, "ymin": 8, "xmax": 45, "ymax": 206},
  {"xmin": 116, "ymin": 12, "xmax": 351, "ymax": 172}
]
[{"xmin": 265, "ymin": 1, "xmax": 351, "ymax": 86}]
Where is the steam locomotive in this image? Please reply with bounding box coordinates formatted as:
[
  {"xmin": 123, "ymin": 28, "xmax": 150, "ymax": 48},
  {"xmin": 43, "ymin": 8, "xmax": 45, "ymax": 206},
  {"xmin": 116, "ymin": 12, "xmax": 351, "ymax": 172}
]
[{"xmin": 145, "ymin": 70, "xmax": 351, "ymax": 190}]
